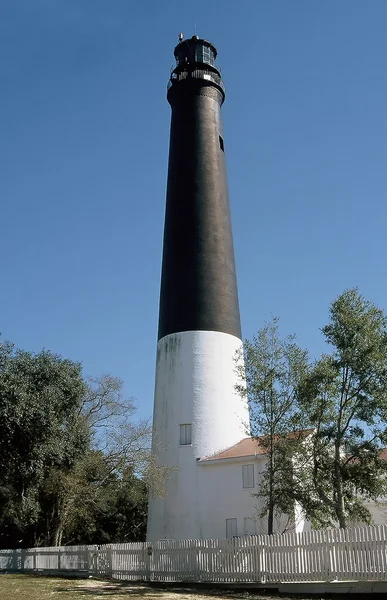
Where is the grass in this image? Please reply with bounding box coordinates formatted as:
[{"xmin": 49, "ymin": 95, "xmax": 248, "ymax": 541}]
[
  {"xmin": 0, "ymin": 575, "xmax": 279, "ymax": 600},
  {"xmin": 1, "ymin": 573, "xmax": 356, "ymax": 600},
  {"xmin": 0, "ymin": 575, "xmax": 172, "ymax": 600},
  {"xmin": 0, "ymin": 574, "xmax": 224, "ymax": 600},
  {"xmin": 0, "ymin": 574, "xmax": 200, "ymax": 600}
]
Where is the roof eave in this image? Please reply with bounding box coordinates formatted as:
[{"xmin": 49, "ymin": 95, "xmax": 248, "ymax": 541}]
[{"xmin": 198, "ymin": 453, "xmax": 266, "ymax": 465}]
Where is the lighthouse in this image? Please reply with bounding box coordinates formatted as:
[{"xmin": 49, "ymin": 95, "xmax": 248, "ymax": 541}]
[{"xmin": 147, "ymin": 35, "xmax": 250, "ymax": 541}]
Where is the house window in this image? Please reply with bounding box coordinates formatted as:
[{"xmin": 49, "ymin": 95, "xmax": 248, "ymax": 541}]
[
  {"xmin": 242, "ymin": 464, "xmax": 255, "ymax": 488},
  {"xmin": 226, "ymin": 518, "xmax": 237, "ymax": 539},
  {"xmin": 244, "ymin": 517, "xmax": 257, "ymax": 536},
  {"xmin": 219, "ymin": 135, "xmax": 224, "ymax": 152},
  {"xmin": 180, "ymin": 424, "xmax": 192, "ymax": 445}
]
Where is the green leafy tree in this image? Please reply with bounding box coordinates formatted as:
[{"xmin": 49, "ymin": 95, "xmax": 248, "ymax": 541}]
[
  {"xmin": 39, "ymin": 451, "xmax": 148, "ymax": 546},
  {"xmin": 61, "ymin": 459, "xmax": 147, "ymax": 545},
  {"xmin": 0, "ymin": 346, "xmax": 87, "ymax": 548},
  {"xmin": 37, "ymin": 374, "xmax": 152, "ymax": 546},
  {"xmin": 0, "ymin": 342, "xmax": 186, "ymax": 548},
  {"xmin": 236, "ymin": 318, "xmax": 309, "ymax": 534},
  {"xmin": 297, "ymin": 289, "xmax": 387, "ymax": 528}
]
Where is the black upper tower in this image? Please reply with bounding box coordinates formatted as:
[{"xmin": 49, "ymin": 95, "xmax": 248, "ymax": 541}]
[{"xmin": 158, "ymin": 35, "xmax": 242, "ymax": 341}]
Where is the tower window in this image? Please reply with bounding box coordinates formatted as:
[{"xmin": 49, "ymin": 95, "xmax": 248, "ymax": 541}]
[
  {"xmin": 195, "ymin": 45, "xmax": 215, "ymax": 66},
  {"xmin": 219, "ymin": 136, "xmax": 224, "ymax": 152},
  {"xmin": 242, "ymin": 464, "xmax": 255, "ymax": 488},
  {"xmin": 180, "ymin": 424, "xmax": 192, "ymax": 445}
]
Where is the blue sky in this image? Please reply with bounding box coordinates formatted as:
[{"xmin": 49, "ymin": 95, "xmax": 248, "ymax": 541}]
[{"xmin": 1, "ymin": 1, "xmax": 387, "ymax": 421}]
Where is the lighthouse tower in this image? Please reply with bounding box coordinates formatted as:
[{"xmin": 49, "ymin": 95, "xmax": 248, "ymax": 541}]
[{"xmin": 147, "ymin": 35, "xmax": 250, "ymax": 541}]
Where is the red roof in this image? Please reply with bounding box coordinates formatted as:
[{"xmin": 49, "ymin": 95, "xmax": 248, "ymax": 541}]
[
  {"xmin": 380, "ymin": 448, "xmax": 387, "ymax": 460},
  {"xmin": 199, "ymin": 435, "xmax": 387, "ymax": 463},
  {"xmin": 200, "ymin": 437, "xmax": 266, "ymax": 462},
  {"xmin": 200, "ymin": 430, "xmax": 314, "ymax": 462}
]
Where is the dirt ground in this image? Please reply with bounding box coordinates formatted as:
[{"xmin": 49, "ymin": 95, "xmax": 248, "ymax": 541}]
[
  {"xmin": 0, "ymin": 574, "xmax": 303, "ymax": 600},
  {"xmin": 1, "ymin": 573, "xmax": 378, "ymax": 600}
]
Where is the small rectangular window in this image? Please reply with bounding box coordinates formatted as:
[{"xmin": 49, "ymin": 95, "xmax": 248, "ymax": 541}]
[
  {"xmin": 244, "ymin": 517, "xmax": 257, "ymax": 536},
  {"xmin": 226, "ymin": 518, "xmax": 237, "ymax": 539},
  {"xmin": 219, "ymin": 136, "xmax": 224, "ymax": 152},
  {"xmin": 180, "ymin": 424, "xmax": 192, "ymax": 445},
  {"xmin": 242, "ymin": 464, "xmax": 255, "ymax": 488}
]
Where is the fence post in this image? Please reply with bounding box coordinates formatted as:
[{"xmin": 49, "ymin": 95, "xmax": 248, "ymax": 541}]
[
  {"xmin": 87, "ymin": 546, "xmax": 98, "ymax": 577},
  {"xmin": 259, "ymin": 535, "xmax": 266, "ymax": 584},
  {"xmin": 20, "ymin": 549, "xmax": 25, "ymax": 571},
  {"xmin": 12, "ymin": 550, "xmax": 18, "ymax": 572},
  {"xmin": 85, "ymin": 547, "xmax": 90, "ymax": 575},
  {"xmin": 146, "ymin": 544, "xmax": 152, "ymax": 582},
  {"xmin": 95, "ymin": 547, "xmax": 99, "ymax": 577},
  {"xmin": 108, "ymin": 545, "xmax": 113, "ymax": 579},
  {"xmin": 326, "ymin": 530, "xmax": 332, "ymax": 581}
]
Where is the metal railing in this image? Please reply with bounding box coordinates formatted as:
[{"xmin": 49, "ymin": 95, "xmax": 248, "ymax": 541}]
[
  {"xmin": 167, "ymin": 68, "xmax": 225, "ymax": 93},
  {"xmin": 169, "ymin": 59, "xmax": 222, "ymax": 74}
]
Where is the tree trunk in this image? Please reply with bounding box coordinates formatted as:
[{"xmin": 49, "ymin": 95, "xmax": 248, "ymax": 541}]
[
  {"xmin": 50, "ymin": 497, "xmax": 66, "ymax": 546},
  {"xmin": 54, "ymin": 525, "xmax": 64, "ymax": 547},
  {"xmin": 334, "ymin": 442, "xmax": 346, "ymax": 528},
  {"xmin": 267, "ymin": 451, "xmax": 274, "ymax": 535},
  {"xmin": 267, "ymin": 499, "xmax": 274, "ymax": 535}
]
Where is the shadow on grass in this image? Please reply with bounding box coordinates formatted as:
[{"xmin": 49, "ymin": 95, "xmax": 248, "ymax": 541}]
[
  {"xmin": 56, "ymin": 582, "xmax": 151, "ymax": 596},
  {"xmin": 54, "ymin": 581, "xmax": 387, "ymax": 600},
  {"xmin": 55, "ymin": 581, "xmax": 278, "ymax": 598}
]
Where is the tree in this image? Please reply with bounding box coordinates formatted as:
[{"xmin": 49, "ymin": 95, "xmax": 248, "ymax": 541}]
[
  {"xmin": 236, "ymin": 318, "xmax": 309, "ymax": 534},
  {"xmin": 0, "ymin": 337, "xmax": 194, "ymax": 547},
  {"xmin": 80, "ymin": 374, "xmax": 173, "ymax": 500},
  {"xmin": 82, "ymin": 375, "xmax": 152, "ymax": 478},
  {"xmin": 38, "ymin": 374, "xmax": 153, "ymax": 546},
  {"xmin": 39, "ymin": 451, "xmax": 147, "ymax": 546},
  {"xmin": 0, "ymin": 346, "xmax": 88, "ymax": 548},
  {"xmin": 297, "ymin": 289, "xmax": 387, "ymax": 528}
]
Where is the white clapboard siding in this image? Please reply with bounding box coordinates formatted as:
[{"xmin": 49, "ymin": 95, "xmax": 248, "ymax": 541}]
[{"xmin": 1, "ymin": 524, "xmax": 387, "ymax": 584}]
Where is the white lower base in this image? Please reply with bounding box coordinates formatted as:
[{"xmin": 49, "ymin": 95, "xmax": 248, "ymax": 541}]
[{"xmin": 147, "ymin": 330, "xmax": 250, "ymax": 541}]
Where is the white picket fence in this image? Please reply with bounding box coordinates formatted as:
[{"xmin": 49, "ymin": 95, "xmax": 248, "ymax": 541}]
[{"xmin": 1, "ymin": 524, "xmax": 387, "ymax": 584}]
